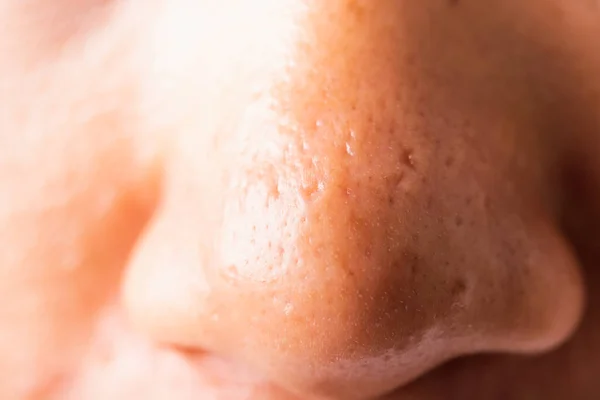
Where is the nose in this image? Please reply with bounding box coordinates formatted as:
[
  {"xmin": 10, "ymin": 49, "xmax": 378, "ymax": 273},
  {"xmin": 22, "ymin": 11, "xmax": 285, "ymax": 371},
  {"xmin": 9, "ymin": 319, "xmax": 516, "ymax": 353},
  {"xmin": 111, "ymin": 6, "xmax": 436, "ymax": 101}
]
[{"xmin": 123, "ymin": 1, "xmax": 584, "ymax": 399}]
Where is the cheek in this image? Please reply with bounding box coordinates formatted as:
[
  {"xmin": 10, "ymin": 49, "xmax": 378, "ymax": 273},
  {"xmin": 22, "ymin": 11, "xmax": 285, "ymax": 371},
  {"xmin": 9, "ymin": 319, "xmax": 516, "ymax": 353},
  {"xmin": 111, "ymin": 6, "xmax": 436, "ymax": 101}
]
[
  {"xmin": 0, "ymin": 10, "xmax": 158, "ymax": 398},
  {"xmin": 0, "ymin": 0, "xmax": 118, "ymax": 71},
  {"xmin": 0, "ymin": 125, "xmax": 153, "ymax": 398}
]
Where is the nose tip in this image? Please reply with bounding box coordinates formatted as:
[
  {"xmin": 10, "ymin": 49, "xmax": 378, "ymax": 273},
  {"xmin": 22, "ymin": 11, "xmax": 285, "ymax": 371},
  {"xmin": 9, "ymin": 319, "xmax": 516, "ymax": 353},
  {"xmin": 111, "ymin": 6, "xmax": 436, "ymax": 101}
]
[{"xmin": 122, "ymin": 163, "xmax": 585, "ymax": 400}]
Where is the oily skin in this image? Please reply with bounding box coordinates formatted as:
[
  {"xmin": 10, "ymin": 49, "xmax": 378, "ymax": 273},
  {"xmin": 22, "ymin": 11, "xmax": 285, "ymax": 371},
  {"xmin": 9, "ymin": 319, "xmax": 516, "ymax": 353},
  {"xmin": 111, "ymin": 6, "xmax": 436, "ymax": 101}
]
[{"xmin": 1, "ymin": 0, "xmax": 600, "ymax": 399}]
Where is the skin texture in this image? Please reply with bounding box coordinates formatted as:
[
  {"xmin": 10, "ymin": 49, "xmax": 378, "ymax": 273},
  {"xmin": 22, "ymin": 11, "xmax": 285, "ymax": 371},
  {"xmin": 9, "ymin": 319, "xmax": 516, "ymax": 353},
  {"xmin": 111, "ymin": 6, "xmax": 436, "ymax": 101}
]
[{"xmin": 1, "ymin": 0, "xmax": 600, "ymax": 398}]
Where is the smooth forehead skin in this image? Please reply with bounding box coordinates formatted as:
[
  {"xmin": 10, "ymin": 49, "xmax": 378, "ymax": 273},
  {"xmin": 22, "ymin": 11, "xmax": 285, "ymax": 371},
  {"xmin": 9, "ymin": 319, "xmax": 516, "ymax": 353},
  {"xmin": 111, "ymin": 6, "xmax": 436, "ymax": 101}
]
[{"xmin": 1, "ymin": 0, "xmax": 600, "ymax": 399}]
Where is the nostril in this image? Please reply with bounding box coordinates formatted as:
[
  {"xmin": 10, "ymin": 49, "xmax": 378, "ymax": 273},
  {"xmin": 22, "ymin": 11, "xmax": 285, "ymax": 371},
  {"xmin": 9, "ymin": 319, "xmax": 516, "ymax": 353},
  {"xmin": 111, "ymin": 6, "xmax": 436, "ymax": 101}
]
[{"xmin": 173, "ymin": 347, "xmax": 269, "ymax": 387}]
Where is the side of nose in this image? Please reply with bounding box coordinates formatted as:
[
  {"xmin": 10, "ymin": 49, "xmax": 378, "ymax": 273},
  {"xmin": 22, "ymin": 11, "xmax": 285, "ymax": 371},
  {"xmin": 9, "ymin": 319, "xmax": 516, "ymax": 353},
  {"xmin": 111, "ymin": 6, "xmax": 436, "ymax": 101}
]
[{"xmin": 123, "ymin": 1, "xmax": 584, "ymax": 399}]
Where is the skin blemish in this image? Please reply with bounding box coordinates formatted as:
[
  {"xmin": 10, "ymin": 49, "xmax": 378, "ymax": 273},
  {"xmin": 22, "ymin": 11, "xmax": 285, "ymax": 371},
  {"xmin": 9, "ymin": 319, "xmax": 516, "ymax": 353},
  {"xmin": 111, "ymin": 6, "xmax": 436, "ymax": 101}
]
[
  {"xmin": 397, "ymin": 250, "xmax": 421, "ymax": 278},
  {"xmin": 385, "ymin": 172, "xmax": 405, "ymax": 193},
  {"xmin": 454, "ymin": 215, "xmax": 464, "ymax": 227},
  {"xmin": 426, "ymin": 195, "xmax": 434, "ymax": 210},
  {"xmin": 483, "ymin": 195, "xmax": 492, "ymax": 210},
  {"xmin": 402, "ymin": 149, "xmax": 416, "ymax": 169},
  {"xmin": 451, "ymin": 279, "xmax": 467, "ymax": 297},
  {"xmin": 409, "ymin": 256, "xmax": 419, "ymax": 277}
]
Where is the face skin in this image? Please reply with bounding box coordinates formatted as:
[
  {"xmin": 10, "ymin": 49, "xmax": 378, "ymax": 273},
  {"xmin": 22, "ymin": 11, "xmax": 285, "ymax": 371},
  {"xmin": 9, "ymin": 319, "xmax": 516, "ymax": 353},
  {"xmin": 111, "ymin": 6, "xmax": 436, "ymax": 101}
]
[{"xmin": 1, "ymin": 0, "xmax": 600, "ymax": 399}]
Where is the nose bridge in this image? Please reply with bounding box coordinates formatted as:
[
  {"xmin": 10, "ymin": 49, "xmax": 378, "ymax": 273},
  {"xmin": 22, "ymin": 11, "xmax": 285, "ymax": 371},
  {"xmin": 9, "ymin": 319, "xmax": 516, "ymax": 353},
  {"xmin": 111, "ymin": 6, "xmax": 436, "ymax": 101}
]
[
  {"xmin": 143, "ymin": 0, "xmax": 310, "ymax": 95},
  {"xmin": 139, "ymin": 0, "xmax": 412, "ymax": 126}
]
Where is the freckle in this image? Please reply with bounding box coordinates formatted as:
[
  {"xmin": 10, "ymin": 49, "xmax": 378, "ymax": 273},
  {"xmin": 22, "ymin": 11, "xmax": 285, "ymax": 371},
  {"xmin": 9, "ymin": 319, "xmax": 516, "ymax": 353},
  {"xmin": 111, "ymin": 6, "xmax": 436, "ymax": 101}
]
[
  {"xmin": 226, "ymin": 265, "xmax": 239, "ymax": 276},
  {"xmin": 445, "ymin": 156, "xmax": 455, "ymax": 167},
  {"xmin": 451, "ymin": 279, "xmax": 467, "ymax": 297},
  {"xmin": 455, "ymin": 215, "xmax": 464, "ymax": 227},
  {"xmin": 399, "ymin": 54, "xmax": 417, "ymax": 71},
  {"xmin": 347, "ymin": 1, "xmax": 365, "ymax": 18},
  {"xmin": 410, "ymin": 260, "xmax": 418, "ymax": 276},
  {"xmin": 426, "ymin": 195, "xmax": 434, "ymax": 210},
  {"xmin": 270, "ymin": 185, "xmax": 281, "ymax": 200},
  {"xmin": 388, "ymin": 195, "xmax": 395, "ymax": 205},
  {"xmin": 483, "ymin": 196, "xmax": 492, "ymax": 210},
  {"xmin": 300, "ymin": 184, "xmax": 317, "ymax": 200},
  {"xmin": 403, "ymin": 252, "xmax": 420, "ymax": 276}
]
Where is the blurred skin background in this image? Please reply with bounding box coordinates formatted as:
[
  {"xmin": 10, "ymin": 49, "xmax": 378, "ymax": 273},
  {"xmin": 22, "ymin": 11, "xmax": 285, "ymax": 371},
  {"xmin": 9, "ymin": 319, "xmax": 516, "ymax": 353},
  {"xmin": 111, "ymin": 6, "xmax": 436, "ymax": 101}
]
[{"xmin": 1, "ymin": 0, "xmax": 600, "ymax": 399}]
